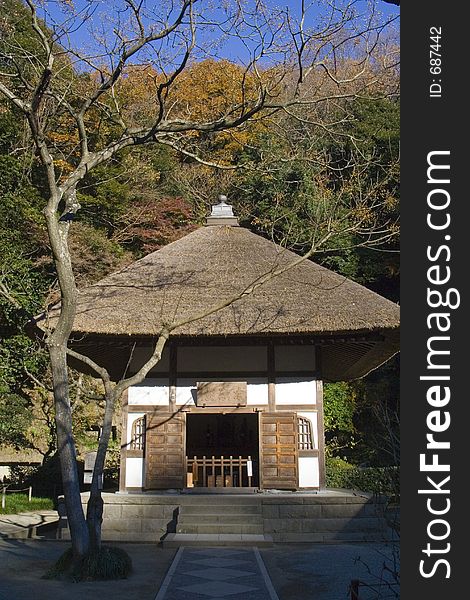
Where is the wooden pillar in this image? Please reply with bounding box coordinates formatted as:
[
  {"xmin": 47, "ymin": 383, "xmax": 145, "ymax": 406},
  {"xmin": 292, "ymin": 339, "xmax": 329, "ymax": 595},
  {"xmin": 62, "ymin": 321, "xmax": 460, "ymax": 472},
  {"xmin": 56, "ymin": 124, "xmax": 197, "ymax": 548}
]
[
  {"xmin": 169, "ymin": 343, "xmax": 177, "ymax": 412},
  {"xmin": 267, "ymin": 341, "xmax": 276, "ymax": 412},
  {"xmin": 315, "ymin": 346, "xmax": 326, "ymax": 490},
  {"xmin": 118, "ymin": 389, "xmax": 129, "ymax": 492}
]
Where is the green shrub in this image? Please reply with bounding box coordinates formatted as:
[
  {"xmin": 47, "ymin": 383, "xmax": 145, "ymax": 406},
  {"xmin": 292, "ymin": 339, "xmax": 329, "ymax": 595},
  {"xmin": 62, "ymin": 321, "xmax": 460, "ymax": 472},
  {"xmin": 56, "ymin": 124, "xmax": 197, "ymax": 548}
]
[
  {"xmin": 81, "ymin": 546, "xmax": 132, "ymax": 580},
  {"xmin": 325, "ymin": 457, "xmax": 355, "ymax": 488},
  {"xmin": 44, "ymin": 546, "xmax": 132, "ymax": 581},
  {"xmin": 103, "ymin": 447, "xmax": 120, "ymax": 490},
  {"xmin": 326, "ymin": 457, "xmax": 399, "ymax": 499}
]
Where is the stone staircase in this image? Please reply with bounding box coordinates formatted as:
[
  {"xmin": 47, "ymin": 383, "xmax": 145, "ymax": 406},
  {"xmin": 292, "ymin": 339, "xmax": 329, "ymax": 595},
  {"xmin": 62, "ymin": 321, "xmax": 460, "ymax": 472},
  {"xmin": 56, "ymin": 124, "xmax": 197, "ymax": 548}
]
[
  {"xmin": 177, "ymin": 501, "xmax": 264, "ymax": 535},
  {"xmin": 164, "ymin": 497, "xmax": 273, "ymax": 546}
]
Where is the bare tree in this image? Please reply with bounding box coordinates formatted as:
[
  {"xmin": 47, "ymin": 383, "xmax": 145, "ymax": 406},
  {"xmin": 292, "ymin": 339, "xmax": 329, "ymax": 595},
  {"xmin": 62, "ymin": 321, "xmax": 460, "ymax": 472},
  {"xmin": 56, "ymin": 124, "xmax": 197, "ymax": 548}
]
[{"xmin": 0, "ymin": 0, "xmax": 398, "ymax": 565}]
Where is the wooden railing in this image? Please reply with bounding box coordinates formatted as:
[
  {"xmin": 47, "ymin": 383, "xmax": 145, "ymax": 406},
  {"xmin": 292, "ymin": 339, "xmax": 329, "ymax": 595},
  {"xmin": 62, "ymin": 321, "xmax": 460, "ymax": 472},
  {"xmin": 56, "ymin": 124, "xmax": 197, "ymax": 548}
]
[{"xmin": 185, "ymin": 455, "xmax": 253, "ymax": 488}]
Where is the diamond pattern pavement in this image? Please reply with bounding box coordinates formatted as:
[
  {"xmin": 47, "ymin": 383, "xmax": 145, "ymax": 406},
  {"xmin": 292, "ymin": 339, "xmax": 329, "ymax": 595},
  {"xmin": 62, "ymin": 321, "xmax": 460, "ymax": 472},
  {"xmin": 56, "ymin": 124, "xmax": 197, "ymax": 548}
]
[
  {"xmin": 155, "ymin": 547, "xmax": 279, "ymax": 600},
  {"xmin": 182, "ymin": 567, "xmax": 256, "ymax": 581},
  {"xmin": 177, "ymin": 581, "xmax": 258, "ymax": 597},
  {"xmin": 188, "ymin": 557, "xmax": 253, "ymax": 569}
]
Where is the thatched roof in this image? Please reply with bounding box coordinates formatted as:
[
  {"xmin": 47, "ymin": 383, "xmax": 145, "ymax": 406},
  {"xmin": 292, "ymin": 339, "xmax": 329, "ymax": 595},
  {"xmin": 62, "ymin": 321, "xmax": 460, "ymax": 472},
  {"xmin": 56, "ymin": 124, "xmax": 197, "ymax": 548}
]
[{"xmin": 39, "ymin": 223, "xmax": 400, "ymax": 380}]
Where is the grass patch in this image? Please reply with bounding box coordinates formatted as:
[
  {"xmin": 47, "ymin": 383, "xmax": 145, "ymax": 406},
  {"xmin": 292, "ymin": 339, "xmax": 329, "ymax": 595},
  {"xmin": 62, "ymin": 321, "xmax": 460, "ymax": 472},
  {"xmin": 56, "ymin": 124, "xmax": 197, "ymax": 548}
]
[
  {"xmin": 44, "ymin": 546, "xmax": 132, "ymax": 581},
  {"xmin": 0, "ymin": 493, "xmax": 54, "ymax": 515}
]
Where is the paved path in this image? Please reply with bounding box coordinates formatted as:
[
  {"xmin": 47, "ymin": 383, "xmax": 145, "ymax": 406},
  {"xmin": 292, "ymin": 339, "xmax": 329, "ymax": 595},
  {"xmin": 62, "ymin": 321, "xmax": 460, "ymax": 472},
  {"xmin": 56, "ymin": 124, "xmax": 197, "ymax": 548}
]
[
  {"xmin": 260, "ymin": 543, "xmax": 399, "ymax": 600},
  {"xmin": 0, "ymin": 536, "xmax": 399, "ymax": 600},
  {"xmin": 0, "ymin": 510, "xmax": 59, "ymax": 539},
  {"xmin": 155, "ymin": 547, "xmax": 279, "ymax": 600},
  {"xmin": 0, "ymin": 539, "xmax": 176, "ymax": 600}
]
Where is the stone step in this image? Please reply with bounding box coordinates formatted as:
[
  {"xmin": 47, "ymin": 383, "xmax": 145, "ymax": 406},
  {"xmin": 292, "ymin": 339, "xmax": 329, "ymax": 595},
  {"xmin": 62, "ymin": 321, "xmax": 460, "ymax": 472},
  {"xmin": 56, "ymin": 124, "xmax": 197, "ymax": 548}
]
[
  {"xmin": 181, "ymin": 493, "xmax": 260, "ymax": 501},
  {"xmin": 178, "ymin": 514, "xmax": 262, "ymax": 525},
  {"xmin": 180, "ymin": 504, "xmax": 261, "ymax": 515},
  {"xmin": 162, "ymin": 533, "xmax": 274, "ymax": 547},
  {"xmin": 177, "ymin": 523, "xmax": 264, "ymax": 535},
  {"xmin": 182, "ymin": 488, "xmax": 258, "ymax": 495}
]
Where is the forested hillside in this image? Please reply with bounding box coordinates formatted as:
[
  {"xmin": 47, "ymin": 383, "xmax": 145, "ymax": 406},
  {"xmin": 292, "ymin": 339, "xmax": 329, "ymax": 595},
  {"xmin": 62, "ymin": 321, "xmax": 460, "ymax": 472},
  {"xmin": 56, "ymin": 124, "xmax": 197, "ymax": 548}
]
[{"xmin": 1, "ymin": 0, "xmax": 399, "ymax": 475}]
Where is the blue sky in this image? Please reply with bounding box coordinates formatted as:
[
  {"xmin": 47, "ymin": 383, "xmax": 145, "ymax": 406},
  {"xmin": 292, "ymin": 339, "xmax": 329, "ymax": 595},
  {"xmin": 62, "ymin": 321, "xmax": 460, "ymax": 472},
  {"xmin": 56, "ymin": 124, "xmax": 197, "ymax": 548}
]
[{"xmin": 40, "ymin": 0, "xmax": 399, "ymax": 67}]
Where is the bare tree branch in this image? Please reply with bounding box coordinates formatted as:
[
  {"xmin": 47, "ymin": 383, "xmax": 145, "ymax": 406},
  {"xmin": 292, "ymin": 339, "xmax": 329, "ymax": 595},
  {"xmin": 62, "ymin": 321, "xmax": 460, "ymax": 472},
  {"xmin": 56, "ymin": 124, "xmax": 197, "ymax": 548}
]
[{"xmin": 0, "ymin": 0, "xmax": 399, "ymax": 560}]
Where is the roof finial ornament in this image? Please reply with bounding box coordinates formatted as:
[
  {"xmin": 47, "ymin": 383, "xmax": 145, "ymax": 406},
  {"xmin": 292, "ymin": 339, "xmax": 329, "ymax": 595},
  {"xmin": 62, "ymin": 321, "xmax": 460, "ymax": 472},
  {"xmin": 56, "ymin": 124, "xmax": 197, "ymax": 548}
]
[{"xmin": 206, "ymin": 194, "xmax": 239, "ymax": 226}]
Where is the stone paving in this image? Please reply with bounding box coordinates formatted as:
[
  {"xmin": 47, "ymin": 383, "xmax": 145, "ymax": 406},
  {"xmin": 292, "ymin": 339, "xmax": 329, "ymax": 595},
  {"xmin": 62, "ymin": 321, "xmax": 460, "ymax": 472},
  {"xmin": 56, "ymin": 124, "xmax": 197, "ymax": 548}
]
[
  {"xmin": 0, "ymin": 510, "xmax": 59, "ymax": 539},
  {"xmin": 155, "ymin": 547, "xmax": 279, "ymax": 600},
  {"xmin": 260, "ymin": 543, "xmax": 399, "ymax": 600},
  {"xmin": 0, "ymin": 539, "xmax": 176, "ymax": 600}
]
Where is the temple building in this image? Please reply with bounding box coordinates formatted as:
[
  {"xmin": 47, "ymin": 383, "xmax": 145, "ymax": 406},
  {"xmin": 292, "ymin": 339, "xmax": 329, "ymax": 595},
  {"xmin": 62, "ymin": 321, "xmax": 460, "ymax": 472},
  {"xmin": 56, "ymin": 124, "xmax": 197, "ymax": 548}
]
[{"xmin": 54, "ymin": 197, "xmax": 399, "ymax": 493}]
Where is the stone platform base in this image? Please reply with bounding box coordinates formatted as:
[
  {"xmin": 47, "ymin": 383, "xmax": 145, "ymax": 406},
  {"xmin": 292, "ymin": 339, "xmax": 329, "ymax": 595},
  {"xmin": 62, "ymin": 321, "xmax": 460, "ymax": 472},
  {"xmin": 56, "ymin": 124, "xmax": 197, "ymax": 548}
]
[{"xmin": 61, "ymin": 490, "xmax": 395, "ymax": 544}]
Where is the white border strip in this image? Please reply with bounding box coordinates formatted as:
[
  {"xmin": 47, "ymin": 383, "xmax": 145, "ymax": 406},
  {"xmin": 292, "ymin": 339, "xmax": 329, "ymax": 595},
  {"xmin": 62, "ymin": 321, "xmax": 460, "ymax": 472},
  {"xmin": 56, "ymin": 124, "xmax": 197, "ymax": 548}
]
[
  {"xmin": 253, "ymin": 547, "xmax": 280, "ymax": 600},
  {"xmin": 154, "ymin": 546, "xmax": 184, "ymax": 600}
]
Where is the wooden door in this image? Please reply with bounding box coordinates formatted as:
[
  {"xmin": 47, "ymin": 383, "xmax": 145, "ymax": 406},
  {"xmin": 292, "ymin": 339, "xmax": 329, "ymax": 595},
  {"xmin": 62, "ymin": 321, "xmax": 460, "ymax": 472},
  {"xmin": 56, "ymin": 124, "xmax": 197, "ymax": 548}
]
[
  {"xmin": 145, "ymin": 413, "xmax": 185, "ymax": 489},
  {"xmin": 260, "ymin": 412, "xmax": 298, "ymax": 490}
]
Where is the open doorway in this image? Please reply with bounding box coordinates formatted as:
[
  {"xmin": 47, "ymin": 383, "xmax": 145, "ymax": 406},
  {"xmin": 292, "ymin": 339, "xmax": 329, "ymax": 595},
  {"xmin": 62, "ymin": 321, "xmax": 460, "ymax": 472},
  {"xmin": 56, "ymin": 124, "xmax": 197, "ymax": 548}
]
[{"xmin": 186, "ymin": 413, "xmax": 259, "ymax": 488}]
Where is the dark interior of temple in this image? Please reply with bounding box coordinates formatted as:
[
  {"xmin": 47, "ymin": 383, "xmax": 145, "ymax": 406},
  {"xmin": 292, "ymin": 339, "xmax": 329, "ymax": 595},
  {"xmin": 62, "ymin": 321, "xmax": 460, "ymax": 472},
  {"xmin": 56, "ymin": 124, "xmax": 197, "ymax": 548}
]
[{"xmin": 185, "ymin": 413, "xmax": 259, "ymax": 487}]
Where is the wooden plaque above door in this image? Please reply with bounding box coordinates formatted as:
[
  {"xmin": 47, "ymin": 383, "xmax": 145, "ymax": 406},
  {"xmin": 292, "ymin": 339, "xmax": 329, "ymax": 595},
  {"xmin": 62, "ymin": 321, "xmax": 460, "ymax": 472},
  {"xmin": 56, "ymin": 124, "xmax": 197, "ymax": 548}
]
[{"xmin": 196, "ymin": 381, "xmax": 247, "ymax": 407}]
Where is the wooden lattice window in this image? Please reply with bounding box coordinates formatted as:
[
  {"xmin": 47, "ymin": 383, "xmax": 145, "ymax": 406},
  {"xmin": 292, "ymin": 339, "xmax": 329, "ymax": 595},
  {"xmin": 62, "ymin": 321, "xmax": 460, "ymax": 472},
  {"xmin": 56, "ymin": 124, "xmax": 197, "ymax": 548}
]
[
  {"xmin": 298, "ymin": 416, "xmax": 314, "ymax": 450},
  {"xmin": 130, "ymin": 416, "xmax": 145, "ymax": 451}
]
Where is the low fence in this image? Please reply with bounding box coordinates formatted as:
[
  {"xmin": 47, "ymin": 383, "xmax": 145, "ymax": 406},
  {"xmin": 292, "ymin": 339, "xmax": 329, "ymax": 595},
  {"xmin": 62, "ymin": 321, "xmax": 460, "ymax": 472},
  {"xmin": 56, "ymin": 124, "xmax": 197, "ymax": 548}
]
[
  {"xmin": 186, "ymin": 455, "xmax": 254, "ymax": 488},
  {"xmin": 350, "ymin": 579, "xmax": 400, "ymax": 599},
  {"xmin": 1, "ymin": 485, "xmax": 32, "ymax": 509}
]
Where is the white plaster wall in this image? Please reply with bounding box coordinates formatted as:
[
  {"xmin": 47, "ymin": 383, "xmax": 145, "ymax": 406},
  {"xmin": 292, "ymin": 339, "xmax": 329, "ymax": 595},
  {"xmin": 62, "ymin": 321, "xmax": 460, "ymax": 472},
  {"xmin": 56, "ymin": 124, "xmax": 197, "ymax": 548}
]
[
  {"xmin": 125, "ymin": 457, "xmax": 144, "ymax": 488},
  {"xmin": 125, "ymin": 413, "xmax": 145, "ymax": 487},
  {"xmin": 176, "ymin": 378, "xmax": 196, "ymax": 406},
  {"xmin": 275, "ymin": 378, "xmax": 316, "ymax": 405},
  {"xmin": 247, "ymin": 379, "xmax": 269, "ymax": 405},
  {"xmin": 297, "ymin": 411, "xmax": 320, "ymax": 487},
  {"xmin": 178, "ymin": 346, "xmax": 267, "ymax": 372},
  {"xmin": 128, "ymin": 377, "xmax": 319, "ymax": 407},
  {"xmin": 275, "ymin": 345, "xmax": 315, "ymax": 372},
  {"xmin": 128, "ymin": 379, "xmax": 169, "ymax": 406},
  {"xmin": 299, "ymin": 456, "xmax": 319, "ymax": 488},
  {"xmin": 176, "ymin": 377, "xmax": 269, "ymax": 405}
]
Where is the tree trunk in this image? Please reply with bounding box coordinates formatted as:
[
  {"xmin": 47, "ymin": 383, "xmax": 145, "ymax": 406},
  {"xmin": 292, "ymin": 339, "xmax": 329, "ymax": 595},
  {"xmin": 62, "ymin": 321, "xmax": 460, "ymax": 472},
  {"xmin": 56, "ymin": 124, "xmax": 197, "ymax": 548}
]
[
  {"xmin": 86, "ymin": 490, "xmax": 104, "ymax": 552},
  {"xmin": 49, "ymin": 344, "xmax": 89, "ymax": 558},
  {"xmin": 86, "ymin": 385, "xmax": 116, "ymax": 552}
]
